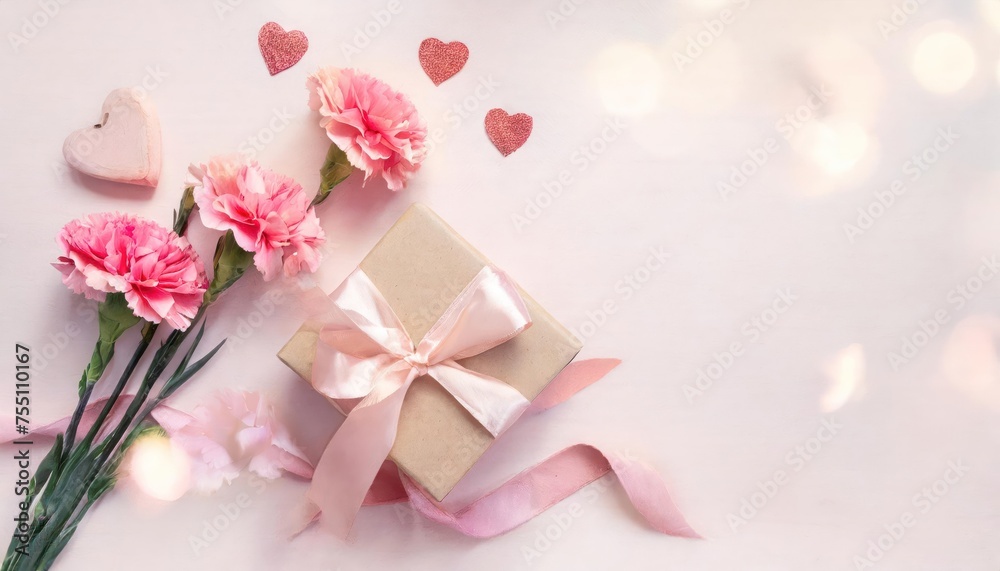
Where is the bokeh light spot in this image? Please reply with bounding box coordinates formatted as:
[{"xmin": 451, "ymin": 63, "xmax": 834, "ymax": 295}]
[
  {"xmin": 128, "ymin": 433, "xmax": 191, "ymax": 502},
  {"xmin": 592, "ymin": 43, "xmax": 665, "ymax": 117},
  {"xmin": 912, "ymin": 31, "xmax": 977, "ymax": 94}
]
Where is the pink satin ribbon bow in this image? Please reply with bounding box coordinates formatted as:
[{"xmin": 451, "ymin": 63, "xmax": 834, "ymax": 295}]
[{"xmin": 302, "ymin": 265, "xmax": 535, "ymax": 537}]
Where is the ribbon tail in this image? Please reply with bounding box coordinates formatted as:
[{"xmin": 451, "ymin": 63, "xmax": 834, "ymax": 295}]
[
  {"xmin": 606, "ymin": 448, "xmax": 701, "ymax": 538},
  {"xmin": 400, "ymin": 443, "xmax": 700, "ymax": 539},
  {"xmin": 429, "ymin": 362, "xmax": 530, "ymax": 436},
  {"xmin": 298, "ymin": 383, "xmax": 410, "ymax": 539},
  {"xmin": 530, "ymin": 358, "xmax": 622, "ymax": 412}
]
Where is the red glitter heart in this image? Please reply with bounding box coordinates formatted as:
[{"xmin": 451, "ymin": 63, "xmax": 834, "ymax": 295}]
[
  {"xmin": 258, "ymin": 22, "xmax": 308, "ymax": 76},
  {"xmin": 418, "ymin": 38, "xmax": 469, "ymax": 86},
  {"xmin": 485, "ymin": 108, "xmax": 533, "ymax": 156}
]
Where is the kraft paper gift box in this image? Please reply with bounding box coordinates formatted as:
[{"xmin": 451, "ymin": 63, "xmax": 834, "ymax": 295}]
[{"xmin": 278, "ymin": 203, "xmax": 582, "ymax": 501}]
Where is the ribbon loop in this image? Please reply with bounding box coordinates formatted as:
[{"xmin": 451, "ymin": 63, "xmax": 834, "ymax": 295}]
[
  {"xmin": 321, "ymin": 268, "xmax": 413, "ymax": 357},
  {"xmin": 415, "ymin": 266, "xmax": 532, "ymax": 364},
  {"xmin": 428, "ymin": 362, "xmax": 529, "ymax": 436}
]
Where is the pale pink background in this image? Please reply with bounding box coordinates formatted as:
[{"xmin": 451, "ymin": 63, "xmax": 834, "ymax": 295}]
[{"xmin": 1, "ymin": 0, "xmax": 998, "ymax": 569}]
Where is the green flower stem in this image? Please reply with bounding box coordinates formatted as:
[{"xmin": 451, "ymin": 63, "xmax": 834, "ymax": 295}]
[
  {"xmin": 3, "ymin": 321, "xmax": 155, "ymax": 571},
  {"xmin": 14, "ymin": 312, "xmax": 204, "ymax": 571},
  {"xmin": 62, "ymin": 293, "xmax": 141, "ymax": 464},
  {"xmin": 61, "ymin": 336, "xmax": 113, "ymax": 451},
  {"xmin": 94, "ymin": 309, "xmax": 207, "ymax": 465},
  {"xmin": 13, "ymin": 294, "xmax": 228, "ymax": 570},
  {"xmin": 60, "ymin": 349, "xmax": 101, "ymax": 458},
  {"xmin": 78, "ymin": 322, "xmax": 159, "ymax": 449}
]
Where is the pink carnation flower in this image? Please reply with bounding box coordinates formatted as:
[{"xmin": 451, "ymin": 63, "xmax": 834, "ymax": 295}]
[
  {"xmin": 190, "ymin": 157, "xmax": 326, "ymax": 281},
  {"xmin": 150, "ymin": 390, "xmax": 313, "ymax": 492},
  {"xmin": 54, "ymin": 212, "xmax": 208, "ymax": 330},
  {"xmin": 307, "ymin": 67, "xmax": 428, "ymax": 191}
]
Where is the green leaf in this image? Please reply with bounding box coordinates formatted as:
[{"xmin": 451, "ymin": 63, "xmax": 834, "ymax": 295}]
[
  {"xmin": 174, "ymin": 319, "xmax": 208, "ymax": 374},
  {"xmin": 159, "ymin": 338, "xmax": 226, "ymax": 400},
  {"xmin": 313, "ymin": 142, "xmax": 353, "ymax": 206}
]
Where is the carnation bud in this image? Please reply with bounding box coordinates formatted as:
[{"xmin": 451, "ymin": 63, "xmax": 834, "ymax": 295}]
[
  {"xmin": 173, "ymin": 186, "xmax": 196, "ymax": 235},
  {"xmin": 313, "ymin": 142, "xmax": 353, "ymax": 206}
]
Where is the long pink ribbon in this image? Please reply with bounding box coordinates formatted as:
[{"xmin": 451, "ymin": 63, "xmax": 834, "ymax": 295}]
[
  {"xmin": 1, "ymin": 359, "xmax": 699, "ymax": 539},
  {"xmin": 302, "ymin": 266, "xmax": 535, "ymax": 537},
  {"xmin": 353, "ymin": 358, "xmax": 699, "ymax": 538},
  {"xmin": 0, "ymin": 396, "xmax": 136, "ymax": 443},
  {"xmin": 401, "ymin": 444, "xmax": 699, "ymax": 538}
]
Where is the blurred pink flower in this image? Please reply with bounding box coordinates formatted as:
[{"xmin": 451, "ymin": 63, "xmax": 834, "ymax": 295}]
[
  {"xmin": 190, "ymin": 157, "xmax": 325, "ymax": 281},
  {"xmin": 307, "ymin": 67, "xmax": 427, "ymax": 191},
  {"xmin": 54, "ymin": 212, "xmax": 208, "ymax": 330},
  {"xmin": 151, "ymin": 389, "xmax": 313, "ymax": 493}
]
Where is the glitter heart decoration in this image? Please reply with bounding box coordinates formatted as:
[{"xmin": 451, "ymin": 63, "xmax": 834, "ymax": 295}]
[
  {"xmin": 485, "ymin": 109, "xmax": 533, "ymax": 156},
  {"xmin": 258, "ymin": 22, "xmax": 309, "ymax": 76},
  {"xmin": 418, "ymin": 38, "xmax": 469, "ymax": 86}
]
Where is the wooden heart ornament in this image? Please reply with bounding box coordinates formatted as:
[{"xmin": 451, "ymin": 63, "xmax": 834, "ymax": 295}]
[
  {"xmin": 63, "ymin": 88, "xmax": 162, "ymax": 187},
  {"xmin": 485, "ymin": 108, "xmax": 533, "ymax": 156},
  {"xmin": 418, "ymin": 38, "xmax": 469, "ymax": 85},
  {"xmin": 258, "ymin": 22, "xmax": 308, "ymax": 76}
]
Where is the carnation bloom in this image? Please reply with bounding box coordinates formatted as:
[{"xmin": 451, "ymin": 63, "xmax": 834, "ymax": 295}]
[
  {"xmin": 307, "ymin": 67, "xmax": 427, "ymax": 190},
  {"xmin": 54, "ymin": 212, "xmax": 208, "ymax": 330},
  {"xmin": 150, "ymin": 390, "xmax": 313, "ymax": 492},
  {"xmin": 190, "ymin": 157, "xmax": 326, "ymax": 281}
]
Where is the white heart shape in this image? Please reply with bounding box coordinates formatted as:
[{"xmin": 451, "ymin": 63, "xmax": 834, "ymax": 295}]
[{"xmin": 63, "ymin": 87, "xmax": 162, "ymax": 187}]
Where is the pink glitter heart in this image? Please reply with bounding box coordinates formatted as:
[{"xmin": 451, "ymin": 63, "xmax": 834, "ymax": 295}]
[
  {"xmin": 418, "ymin": 38, "xmax": 469, "ymax": 86},
  {"xmin": 258, "ymin": 22, "xmax": 308, "ymax": 76},
  {"xmin": 485, "ymin": 108, "xmax": 533, "ymax": 156}
]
